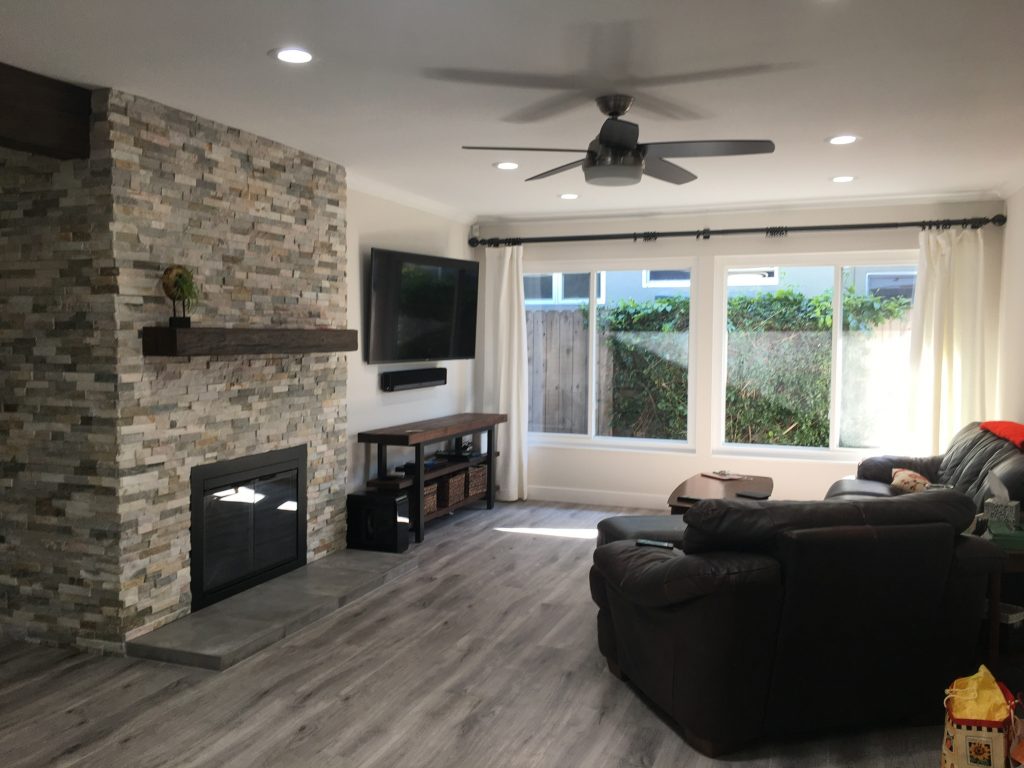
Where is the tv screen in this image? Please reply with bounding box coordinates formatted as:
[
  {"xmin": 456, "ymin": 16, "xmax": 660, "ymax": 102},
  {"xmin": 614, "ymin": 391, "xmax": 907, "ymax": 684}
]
[{"xmin": 366, "ymin": 248, "xmax": 479, "ymax": 363}]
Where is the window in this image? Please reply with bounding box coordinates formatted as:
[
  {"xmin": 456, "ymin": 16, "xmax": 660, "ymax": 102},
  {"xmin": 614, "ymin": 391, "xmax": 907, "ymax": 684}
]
[
  {"xmin": 727, "ymin": 267, "xmax": 779, "ymax": 287},
  {"xmin": 525, "ymin": 266, "xmax": 691, "ymax": 441},
  {"xmin": 722, "ymin": 260, "xmax": 916, "ymax": 450},
  {"xmin": 865, "ymin": 271, "xmax": 916, "ymax": 299},
  {"xmin": 643, "ymin": 269, "xmax": 691, "ymax": 288},
  {"xmin": 524, "ymin": 271, "xmax": 604, "ymax": 305},
  {"xmin": 596, "ymin": 270, "xmax": 690, "ymax": 440},
  {"xmin": 643, "ymin": 267, "xmax": 778, "ymax": 289},
  {"xmin": 840, "ymin": 267, "xmax": 915, "ymax": 448}
]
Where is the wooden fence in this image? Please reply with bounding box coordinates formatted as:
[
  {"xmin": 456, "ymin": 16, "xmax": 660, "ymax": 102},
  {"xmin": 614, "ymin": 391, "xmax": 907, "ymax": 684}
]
[{"xmin": 525, "ymin": 309, "xmax": 614, "ymax": 434}]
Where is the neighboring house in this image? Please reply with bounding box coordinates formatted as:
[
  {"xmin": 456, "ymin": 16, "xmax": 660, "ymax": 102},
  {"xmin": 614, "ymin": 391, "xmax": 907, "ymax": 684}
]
[{"xmin": 525, "ymin": 264, "xmax": 916, "ymax": 308}]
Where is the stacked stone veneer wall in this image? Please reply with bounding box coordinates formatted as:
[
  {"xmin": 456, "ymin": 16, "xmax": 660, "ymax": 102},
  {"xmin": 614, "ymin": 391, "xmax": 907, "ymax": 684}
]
[
  {"xmin": 0, "ymin": 128, "xmax": 120, "ymax": 650},
  {"xmin": 0, "ymin": 89, "xmax": 349, "ymax": 652}
]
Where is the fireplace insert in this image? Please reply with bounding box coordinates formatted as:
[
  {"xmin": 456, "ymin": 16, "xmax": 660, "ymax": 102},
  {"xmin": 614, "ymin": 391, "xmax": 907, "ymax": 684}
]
[{"xmin": 190, "ymin": 445, "xmax": 307, "ymax": 610}]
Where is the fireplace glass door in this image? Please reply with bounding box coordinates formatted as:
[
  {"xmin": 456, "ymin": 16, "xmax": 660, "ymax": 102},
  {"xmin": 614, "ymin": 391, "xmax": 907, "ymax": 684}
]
[{"xmin": 203, "ymin": 469, "xmax": 299, "ymax": 593}]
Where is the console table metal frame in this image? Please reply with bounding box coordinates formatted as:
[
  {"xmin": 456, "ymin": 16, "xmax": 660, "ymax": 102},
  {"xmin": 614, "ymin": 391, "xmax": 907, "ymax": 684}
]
[{"xmin": 357, "ymin": 413, "xmax": 507, "ymax": 543}]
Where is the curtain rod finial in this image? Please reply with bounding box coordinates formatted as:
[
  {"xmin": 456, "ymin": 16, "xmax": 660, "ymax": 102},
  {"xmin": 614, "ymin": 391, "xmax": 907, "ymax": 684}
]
[{"xmin": 993, "ymin": 214, "xmax": 1008, "ymax": 227}]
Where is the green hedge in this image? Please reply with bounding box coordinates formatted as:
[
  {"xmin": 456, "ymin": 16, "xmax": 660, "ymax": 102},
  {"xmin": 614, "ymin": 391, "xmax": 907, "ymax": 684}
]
[{"xmin": 594, "ymin": 290, "xmax": 910, "ymax": 444}]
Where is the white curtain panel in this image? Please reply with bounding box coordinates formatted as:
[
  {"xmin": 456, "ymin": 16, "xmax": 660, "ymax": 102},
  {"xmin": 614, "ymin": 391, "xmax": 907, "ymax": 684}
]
[
  {"xmin": 910, "ymin": 228, "xmax": 1001, "ymax": 453},
  {"xmin": 481, "ymin": 245, "xmax": 529, "ymax": 501}
]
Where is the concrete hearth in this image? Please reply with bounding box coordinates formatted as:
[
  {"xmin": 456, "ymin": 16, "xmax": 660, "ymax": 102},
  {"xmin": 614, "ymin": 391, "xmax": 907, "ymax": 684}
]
[{"xmin": 126, "ymin": 549, "xmax": 415, "ymax": 670}]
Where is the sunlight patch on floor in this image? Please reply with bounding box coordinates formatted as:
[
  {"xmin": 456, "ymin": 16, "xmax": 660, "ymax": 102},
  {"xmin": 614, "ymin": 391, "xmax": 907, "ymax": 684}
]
[{"xmin": 494, "ymin": 527, "xmax": 598, "ymax": 540}]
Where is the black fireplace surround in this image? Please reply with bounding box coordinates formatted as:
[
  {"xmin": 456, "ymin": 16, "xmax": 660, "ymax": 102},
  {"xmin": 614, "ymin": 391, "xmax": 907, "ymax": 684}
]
[{"xmin": 190, "ymin": 445, "xmax": 307, "ymax": 610}]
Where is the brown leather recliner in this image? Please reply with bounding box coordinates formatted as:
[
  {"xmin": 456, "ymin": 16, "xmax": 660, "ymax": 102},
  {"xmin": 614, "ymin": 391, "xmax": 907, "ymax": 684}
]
[{"xmin": 590, "ymin": 490, "xmax": 1004, "ymax": 756}]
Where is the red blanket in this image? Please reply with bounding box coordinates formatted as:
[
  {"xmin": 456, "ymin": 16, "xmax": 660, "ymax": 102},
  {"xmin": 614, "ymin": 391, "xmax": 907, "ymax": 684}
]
[{"xmin": 981, "ymin": 421, "xmax": 1024, "ymax": 450}]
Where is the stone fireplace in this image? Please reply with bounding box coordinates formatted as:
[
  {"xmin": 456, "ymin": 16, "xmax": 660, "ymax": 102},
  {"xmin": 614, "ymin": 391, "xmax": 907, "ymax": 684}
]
[{"xmin": 1, "ymin": 89, "xmax": 350, "ymax": 652}]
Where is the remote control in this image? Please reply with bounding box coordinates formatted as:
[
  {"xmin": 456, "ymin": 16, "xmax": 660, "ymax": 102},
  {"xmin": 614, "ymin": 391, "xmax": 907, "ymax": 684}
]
[{"xmin": 635, "ymin": 538, "xmax": 674, "ymax": 549}]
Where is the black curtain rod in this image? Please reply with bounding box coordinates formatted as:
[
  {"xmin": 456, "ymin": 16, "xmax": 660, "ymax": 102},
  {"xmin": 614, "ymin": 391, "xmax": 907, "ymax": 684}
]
[{"xmin": 468, "ymin": 214, "xmax": 1007, "ymax": 248}]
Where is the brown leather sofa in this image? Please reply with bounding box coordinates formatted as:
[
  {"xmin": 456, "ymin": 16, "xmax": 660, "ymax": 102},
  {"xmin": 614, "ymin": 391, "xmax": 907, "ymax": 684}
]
[
  {"xmin": 590, "ymin": 490, "xmax": 1004, "ymax": 756},
  {"xmin": 826, "ymin": 422, "xmax": 1024, "ymax": 507}
]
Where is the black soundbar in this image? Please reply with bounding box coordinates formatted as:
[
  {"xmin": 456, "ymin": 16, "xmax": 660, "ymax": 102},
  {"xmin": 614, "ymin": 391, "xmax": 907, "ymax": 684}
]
[{"xmin": 380, "ymin": 367, "xmax": 447, "ymax": 392}]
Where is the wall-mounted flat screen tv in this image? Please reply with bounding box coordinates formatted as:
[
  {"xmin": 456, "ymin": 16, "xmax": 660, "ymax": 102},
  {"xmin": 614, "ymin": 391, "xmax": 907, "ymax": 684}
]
[{"xmin": 366, "ymin": 248, "xmax": 479, "ymax": 363}]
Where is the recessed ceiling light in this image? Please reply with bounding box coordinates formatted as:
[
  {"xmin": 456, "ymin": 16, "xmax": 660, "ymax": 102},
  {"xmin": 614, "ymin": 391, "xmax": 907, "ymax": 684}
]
[
  {"xmin": 272, "ymin": 47, "xmax": 313, "ymax": 64},
  {"xmin": 560, "ymin": 193, "xmax": 579, "ymax": 200},
  {"xmin": 832, "ymin": 175, "xmax": 856, "ymax": 183},
  {"xmin": 494, "ymin": 161, "xmax": 519, "ymax": 171},
  {"xmin": 828, "ymin": 135, "xmax": 859, "ymax": 145}
]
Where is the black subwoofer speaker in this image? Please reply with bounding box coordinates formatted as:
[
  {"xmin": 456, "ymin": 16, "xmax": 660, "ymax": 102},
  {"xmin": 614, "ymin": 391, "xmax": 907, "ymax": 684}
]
[{"xmin": 346, "ymin": 492, "xmax": 410, "ymax": 553}]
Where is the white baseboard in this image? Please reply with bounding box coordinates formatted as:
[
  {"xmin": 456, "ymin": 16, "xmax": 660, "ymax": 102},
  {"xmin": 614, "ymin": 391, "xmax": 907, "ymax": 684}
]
[{"xmin": 527, "ymin": 484, "xmax": 668, "ymax": 510}]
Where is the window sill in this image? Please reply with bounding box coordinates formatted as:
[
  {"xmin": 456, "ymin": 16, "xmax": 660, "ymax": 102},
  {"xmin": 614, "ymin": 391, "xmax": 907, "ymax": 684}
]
[
  {"xmin": 528, "ymin": 432, "xmax": 694, "ymax": 454},
  {"xmin": 711, "ymin": 443, "xmax": 874, "ymax": 463}
]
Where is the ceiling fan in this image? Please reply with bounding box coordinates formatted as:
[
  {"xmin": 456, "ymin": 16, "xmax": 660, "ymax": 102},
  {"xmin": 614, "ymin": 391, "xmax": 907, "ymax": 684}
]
[{"xmin": 463, "ymin": 94, "xmax": 775, "ymax": 187}]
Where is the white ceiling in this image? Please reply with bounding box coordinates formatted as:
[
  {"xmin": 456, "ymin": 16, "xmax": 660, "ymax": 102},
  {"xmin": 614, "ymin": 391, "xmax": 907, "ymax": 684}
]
[{"xmin": 2, "ymin": 0, "xmax": 1023, "ymax": 221}]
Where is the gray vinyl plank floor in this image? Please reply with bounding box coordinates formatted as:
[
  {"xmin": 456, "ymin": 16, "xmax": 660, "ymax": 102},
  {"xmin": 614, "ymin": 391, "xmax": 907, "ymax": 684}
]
[{"xmin": 0, "ymin": 501, "xmax": 939, "ymax": 767}]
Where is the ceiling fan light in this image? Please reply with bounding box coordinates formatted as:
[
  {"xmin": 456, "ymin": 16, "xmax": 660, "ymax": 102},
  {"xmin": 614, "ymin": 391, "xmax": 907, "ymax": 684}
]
[
  {"xmin": 584, "ymin": 165, "xmax": 643, "ymax": 186},
  {"xmin": 583, "ymin": 149, "xmax": 644, "ymax": 186}
]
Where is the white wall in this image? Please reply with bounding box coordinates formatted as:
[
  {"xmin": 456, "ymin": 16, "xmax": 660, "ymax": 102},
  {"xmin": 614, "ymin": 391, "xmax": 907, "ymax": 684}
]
[
  {"xmin": 345, "ymin": 188, "xmax": 476, "ymax": 492},
  {"xmin": 477, "ymin": 199, "xmax": 1007, "ymax": 507},
  {"xmin": 998, "ymin": 187, "xmax": 1024, "ymax": 420}
]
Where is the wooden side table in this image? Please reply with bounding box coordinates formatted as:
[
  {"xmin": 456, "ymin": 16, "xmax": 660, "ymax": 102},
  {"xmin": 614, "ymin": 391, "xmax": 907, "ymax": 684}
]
[
  {"xmin": 668, "ymin": 473, "xmax": 774, "ymax": 515},
  {"xmin": 988, "ymin": 550, "xmax": 1024, "ymax": 666}
]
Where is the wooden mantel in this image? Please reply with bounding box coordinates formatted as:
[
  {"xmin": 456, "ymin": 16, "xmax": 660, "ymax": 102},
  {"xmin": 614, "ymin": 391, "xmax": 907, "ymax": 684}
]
[{"xmin": 141, "ymin": 326, "xmax": 358, "ymax": 357}]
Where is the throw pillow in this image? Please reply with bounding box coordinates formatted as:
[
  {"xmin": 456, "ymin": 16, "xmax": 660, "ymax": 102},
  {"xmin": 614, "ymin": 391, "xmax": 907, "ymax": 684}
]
[{"xmin": 891, "ymin": 467, "xmax": 930, "ymax": 493}]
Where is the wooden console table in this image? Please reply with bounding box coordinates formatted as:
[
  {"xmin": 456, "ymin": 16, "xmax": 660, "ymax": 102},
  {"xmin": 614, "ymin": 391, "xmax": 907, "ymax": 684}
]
[{"xmin": 357, "ymin": 413, "xmax": 507, "ymax": 543}]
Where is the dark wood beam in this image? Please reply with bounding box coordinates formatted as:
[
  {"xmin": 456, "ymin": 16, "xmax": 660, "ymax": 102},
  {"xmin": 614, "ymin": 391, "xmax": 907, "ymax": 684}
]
[
  {"xmin": 0, "ymin": 61, "xmax": 91, "ymax": 160},
  {"xmin": 141, "ymin": 327, "xmax": 359, "ymax": 357}
]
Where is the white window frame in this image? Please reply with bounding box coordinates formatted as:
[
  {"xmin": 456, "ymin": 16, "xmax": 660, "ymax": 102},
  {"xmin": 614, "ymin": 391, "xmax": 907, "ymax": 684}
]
[
  {"xmin": 524, "ymin": 255, "xmax": 696, "ymax": 450},
  {"xmin": 643, "ymin": 266, "xmax": 779, "ymax": 290},
  {"xmin": 524, "ymin": 271, "xmax": 606, "ymax": 306},
  {"xmin": 709, "ymin": 249, "xmax": 918, "ymax": 459}
]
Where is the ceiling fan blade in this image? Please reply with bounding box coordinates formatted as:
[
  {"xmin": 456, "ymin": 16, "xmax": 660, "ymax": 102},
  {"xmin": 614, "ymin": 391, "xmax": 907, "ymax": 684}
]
[
  {"xmin": 627, "ymin": 90, "xmax": 703, "ymax": 121},
  {"xmin": 463, "ymin": 145, "xmax": 587, "ymax": 153},
  {"xmin": 627, "ymin": 63, "xmax": 798, "ymax": 88},
  {"xmin": 599, "ymin": 118, "xmax": 639, "ymax": 150},
  {"xmin": 643, "ymin": 140, "xmax": 776, "ymax": 158},
  {"xmin": 643, "ymin": 158, "xmax": 697, "ymax": 185},
  {"xmin": 525, "ymin": 159, "xmax": 585, "ymax": 181},
  {"xmin": 503, "ymin": 91, "xmax": 593, "ymax": 123},
  {"xmin": 422, "ymin": 67, "xmax": 581, "ymax": 90}
]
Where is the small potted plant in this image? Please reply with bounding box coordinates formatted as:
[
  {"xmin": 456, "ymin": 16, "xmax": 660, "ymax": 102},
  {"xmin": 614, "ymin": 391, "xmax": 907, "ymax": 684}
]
[{"xmin": 161, "ymin": 265, "xmax": 200, "ymax": 328}]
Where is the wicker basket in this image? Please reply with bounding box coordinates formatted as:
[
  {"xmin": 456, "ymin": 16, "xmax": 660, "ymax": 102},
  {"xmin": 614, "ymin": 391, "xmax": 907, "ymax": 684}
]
[
  {"xmin": 422, "ymin": 482, "xmax": 438, "ymax": 516},
  {"xmin": 467, "ymin": 465, "xmax": 488, "ymax": 497},
  {"xmin": 437, "ymin": 471, "xmax": 466, "ymax": 508}
]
